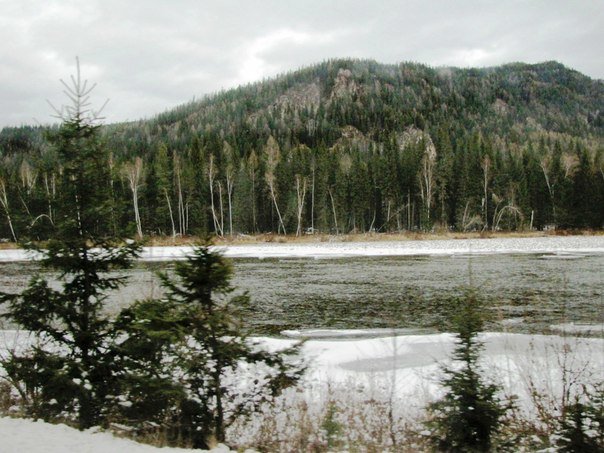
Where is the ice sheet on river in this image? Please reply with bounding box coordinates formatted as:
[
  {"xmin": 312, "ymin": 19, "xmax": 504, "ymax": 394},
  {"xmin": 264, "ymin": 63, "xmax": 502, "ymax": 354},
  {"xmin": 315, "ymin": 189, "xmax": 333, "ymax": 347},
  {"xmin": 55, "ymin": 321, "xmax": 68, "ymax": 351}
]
[
  {"xmin": 3, "ymin": 329, "xmax": 601, "ymax": 413},
  {"xmin": 145, "ymin": 236, "xmax": 604, "ymax": 260},
  {"xmin": 1, "ymin": 235, "xmax": 603, "ymax": 262}
]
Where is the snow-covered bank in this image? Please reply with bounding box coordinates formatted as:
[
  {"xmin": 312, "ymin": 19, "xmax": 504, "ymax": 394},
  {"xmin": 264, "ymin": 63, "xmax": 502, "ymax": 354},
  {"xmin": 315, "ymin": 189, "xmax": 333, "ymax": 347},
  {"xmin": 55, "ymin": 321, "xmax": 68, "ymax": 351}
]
[
  {"xmin": 1, "ymin": 329, "xmax": 602, "ymax": 450},
  {"xmin": 1, "ymin": 235, "xmax": 604, "ymax": 262},
  {"xmin": 2, "ymin": 330, "xmax": 601, "ymax": 386},
  {"xmin": 0, "ymin": 416, "xmax": 233, "ymax": 453},
  {"xmin": 235, "ymin": 331, "xmax": 604, "ymax": 448},
  {"xmin": 3, "ymin": 329, "xmax": 601, "ymax": 412},
  {"xmin": 144, "ymin": 235, "xmax": 604, "ymax": 259},
  {"xmin": 267, "ymin": 331, "xmax": 604, "ymax": 400}
]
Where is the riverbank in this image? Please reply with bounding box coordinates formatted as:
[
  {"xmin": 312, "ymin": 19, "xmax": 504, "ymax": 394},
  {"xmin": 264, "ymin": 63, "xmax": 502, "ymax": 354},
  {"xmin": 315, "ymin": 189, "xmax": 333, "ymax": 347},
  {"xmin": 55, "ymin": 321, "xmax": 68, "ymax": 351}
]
[
  {"xmin": 2, "ymin": 234, "xmax": 603, "ymax": 262},
  {"xmin": 2, "ymin": 329, "xmax": 603, "ymax": 451},
  {"xmin": 147, "ymin": 229, "xmax": 604, "ymax": 246},
  {"xmin": 1, "ymin": 229, "xmax": 602, "ymax": 251}
]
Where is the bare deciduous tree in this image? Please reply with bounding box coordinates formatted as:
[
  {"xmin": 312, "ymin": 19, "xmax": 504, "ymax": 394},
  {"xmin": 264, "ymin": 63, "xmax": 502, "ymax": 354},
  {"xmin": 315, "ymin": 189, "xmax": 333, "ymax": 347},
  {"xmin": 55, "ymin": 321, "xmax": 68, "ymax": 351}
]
[
  {"xmin": 419, "ymin": 138, "xmax": 437, "ymax": 227},
  {"xmin": 295, "ymin": 174, "xmax": 307, "ymax": 236},
  {"xmin": 122, "ymin": 157, "xmax": 144, "ymax": 238},
  {"xmin": 223, "ymin": 141, "xmax": 236, "ymax": 236},
  {"xmin": 310, "ymin": 154, "xmax": 316, "ymax": 233},
  {"xmin": 0, "ymin": 178, "xmax": 17, "ymax": 241},
  {"xmin": 562, "ymin": 153, "xmax": 579, "ymax": 178},
  {"xmin": 173, "ymin": 154, "xmax": 186, "ymax": 236},
  {"xmin": 264, "ymin": 136, "xmax": 286, "ymax": 235},
  {"xmin": 207, "ymin": 154, "xmax": 223, "ymax": 236},
  {"xmin": 481, "ymin": 155, "xmax": 491, "ymax": 230},
  {"xmin": 328, "ymin": 187, "xmax": 339, "ymax": 235},
  {"xmin": 247, "ymin": 150, "xmax": 259, "ymax": 233},
  {"xmin": 540, "ymin": 155, "xmax": 557, "ymax": 225},
  {"xmin": 19, "ymin": 160, "xmax": 37, "ymax": 194}
]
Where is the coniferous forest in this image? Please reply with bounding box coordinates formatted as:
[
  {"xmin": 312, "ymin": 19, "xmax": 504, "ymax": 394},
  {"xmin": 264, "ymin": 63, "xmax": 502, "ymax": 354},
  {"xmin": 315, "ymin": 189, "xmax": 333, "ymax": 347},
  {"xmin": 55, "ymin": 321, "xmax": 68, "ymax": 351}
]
[{"xmin": 1, "ymin": 59, "xmax": 603, "ymax": 241}]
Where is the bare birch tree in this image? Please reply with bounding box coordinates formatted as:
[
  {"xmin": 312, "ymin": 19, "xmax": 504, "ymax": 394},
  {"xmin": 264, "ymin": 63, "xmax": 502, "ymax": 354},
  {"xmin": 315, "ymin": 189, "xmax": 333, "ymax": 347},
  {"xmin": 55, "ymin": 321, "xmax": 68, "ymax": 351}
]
[
  {"xmin": 481, "ymin": 155, "xmax": 491, "ymax": 230},
  {"xmin": 247, "ymin": 150, "xmax": 258, "ymax": 233},
  {"xmin": 0, "ymin": 178, "xmax": 17, "ymax": 241},
  {"xmin": 122, "ymin": 157, "xmax": 144, "ymax": 238},
  {"xmin": 223, "ymin": 141, "xmax": 236, "ymax": 236},
  {"xmin": 419, "ymin": 138, "xmax": 437, "ymax": 227},
  {"xmin": 328, "ymin": 187, "xmax": 339, "ymax": 235},
  {"xmin": 540, "ymin": 155, "xmax": 557, "ymax": 226},
  {"xmin": 295, "ymin": 174, "xmax": 307, "ymax": 236},
  {"xmin": 173, "ymin": 153, "xmax": 186, "ymax": 236},
  {"xmin": 163, "ymin": 189, "xmax": 176, "ymax": 239},
  {"xmin": 310, "ymin": 154, "xmax": 316, "ymax": 233},
  {"xmin": 264, "ymin": 136, "xmax": 286, "ymax": 235},
  {"xmin": 562, "ymin": 153, "xmax": 579, "ymax": 179},
  {"xmin": 207, "ymin": 154, "xmax": 223, "ymax": 236},
  {"xmin": 19, "ymin": 160, "xmax": 37, "ymax": 194},
  {"xmin": 155, "ymin": 144, "xmax": 176, "ymax": 238}
]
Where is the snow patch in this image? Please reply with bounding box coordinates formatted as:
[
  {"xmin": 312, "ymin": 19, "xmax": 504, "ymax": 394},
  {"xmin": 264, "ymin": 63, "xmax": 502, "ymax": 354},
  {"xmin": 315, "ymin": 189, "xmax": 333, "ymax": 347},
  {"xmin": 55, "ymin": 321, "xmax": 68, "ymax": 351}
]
[
  {"xmin": 0, "ymin": 416, "xmax": 234, "ymax": 452},
  {"xmin": 1, "ymin": 236, "xmax": 603, "ymax": 262},
  {"xmin": 1, "ymin": 330, "xmax": 602, "ymax": 450},
  {"xmin": 549, "ymin": 323, "xmax": 604, "ymax": 334}
]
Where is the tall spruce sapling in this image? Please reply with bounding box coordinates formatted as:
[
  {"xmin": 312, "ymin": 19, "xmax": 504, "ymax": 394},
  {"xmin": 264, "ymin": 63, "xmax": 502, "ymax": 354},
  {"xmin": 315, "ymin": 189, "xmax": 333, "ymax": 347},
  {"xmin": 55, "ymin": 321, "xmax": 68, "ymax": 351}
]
[
  {"xmin": 426, "ymin": 290, "xmax": 509, "ymax": 452},
  {"xmin": 110, "ymin": 298, "xmax": 187, "ymax": 435},
  {"xmin": 114, "ymin": 242, "xmax": 304, "ymax": 449},
  {"xmin": 0, "ymin": 59, "xmax": 140, "ymax": 429}
]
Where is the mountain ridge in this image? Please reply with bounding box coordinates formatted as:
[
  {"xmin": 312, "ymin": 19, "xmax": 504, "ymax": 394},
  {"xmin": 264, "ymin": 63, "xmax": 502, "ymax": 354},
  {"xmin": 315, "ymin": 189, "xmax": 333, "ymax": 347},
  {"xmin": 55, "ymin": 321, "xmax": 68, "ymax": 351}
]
[{"xmin": 0, "ymin": 58, "xmax": 602, "ymax": 239}]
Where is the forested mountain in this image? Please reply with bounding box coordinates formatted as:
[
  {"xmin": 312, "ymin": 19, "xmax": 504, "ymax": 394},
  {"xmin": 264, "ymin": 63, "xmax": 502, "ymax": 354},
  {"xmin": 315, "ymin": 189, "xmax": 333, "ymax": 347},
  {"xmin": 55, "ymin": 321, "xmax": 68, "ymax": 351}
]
[{"xmin": 1, "ymin": 59, "xmax": 603, "ymax": 240}]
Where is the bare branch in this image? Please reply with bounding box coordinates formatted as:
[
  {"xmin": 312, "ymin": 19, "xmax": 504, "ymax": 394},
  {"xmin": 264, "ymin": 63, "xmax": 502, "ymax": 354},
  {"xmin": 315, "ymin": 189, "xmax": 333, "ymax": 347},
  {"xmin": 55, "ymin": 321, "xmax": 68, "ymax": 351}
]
[{"xmin": 47, "ymin": 57, "xmax": 109, "ymax": 124}]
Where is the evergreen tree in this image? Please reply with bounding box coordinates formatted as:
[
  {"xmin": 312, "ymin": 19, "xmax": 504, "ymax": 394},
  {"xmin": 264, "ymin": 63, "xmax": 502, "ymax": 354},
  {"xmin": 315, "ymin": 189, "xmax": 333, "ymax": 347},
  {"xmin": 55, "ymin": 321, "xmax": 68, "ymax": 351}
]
[
  {"xmin": 556, "ymin": 395, "xmax": 604, "ymax": 453},
  {"xmin": 110, "ymin": 298, "xmax": 187, "ymax": 436},
  {"xmin": 426, "ymin": 291, "xmax": 509, "ymax": 452},
  {"xmin": 114, "ymin": 242, "xmax": 304, "ymax": 449},
  {"xmin": 0, "ymin": 60, "xmax": 140, "ymax": 429}
]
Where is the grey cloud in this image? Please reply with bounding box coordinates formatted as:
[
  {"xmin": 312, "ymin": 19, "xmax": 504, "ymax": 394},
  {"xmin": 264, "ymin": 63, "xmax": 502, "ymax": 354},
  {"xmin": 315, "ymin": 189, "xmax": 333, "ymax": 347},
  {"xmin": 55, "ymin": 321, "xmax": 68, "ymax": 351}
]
[{"xmin": 1, "ymin": 0, "xmax": 602, "ymax": 127}]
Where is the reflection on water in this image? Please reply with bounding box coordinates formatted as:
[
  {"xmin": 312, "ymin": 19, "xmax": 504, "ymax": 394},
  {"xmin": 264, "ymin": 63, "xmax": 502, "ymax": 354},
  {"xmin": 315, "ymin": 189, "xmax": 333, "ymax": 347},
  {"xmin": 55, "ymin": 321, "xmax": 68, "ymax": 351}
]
[{"xmin": 1, "ymin": 254, "xmax": 602, "ymax": 335}]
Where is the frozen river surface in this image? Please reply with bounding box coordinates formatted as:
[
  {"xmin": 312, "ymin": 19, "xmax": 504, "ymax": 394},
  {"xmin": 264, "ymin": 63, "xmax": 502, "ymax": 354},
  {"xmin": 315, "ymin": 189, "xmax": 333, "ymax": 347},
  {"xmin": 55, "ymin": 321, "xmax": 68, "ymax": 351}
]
[{"xmin": 0, "ymin": 235, "xmax": 603, "ymax": 335}]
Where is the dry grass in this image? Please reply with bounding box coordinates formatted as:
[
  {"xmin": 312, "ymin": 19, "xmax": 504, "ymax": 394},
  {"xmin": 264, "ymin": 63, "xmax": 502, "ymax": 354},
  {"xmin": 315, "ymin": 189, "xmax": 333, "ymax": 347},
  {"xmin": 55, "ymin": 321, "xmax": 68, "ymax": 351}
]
[
  {"xmin": 141, "ymin": 229, "xmax": 603, "ymax": 247},
  {"xmin": 1, "ymin": 229, "xmax": 600, "ymax": 250}
]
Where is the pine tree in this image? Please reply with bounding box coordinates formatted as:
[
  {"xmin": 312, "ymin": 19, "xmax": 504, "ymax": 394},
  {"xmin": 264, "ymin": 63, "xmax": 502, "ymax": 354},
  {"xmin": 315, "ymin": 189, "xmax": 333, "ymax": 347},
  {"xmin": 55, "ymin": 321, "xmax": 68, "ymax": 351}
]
[{"xmin": 0, "ymin": 60, "xmax": 140, "ymax": 429}]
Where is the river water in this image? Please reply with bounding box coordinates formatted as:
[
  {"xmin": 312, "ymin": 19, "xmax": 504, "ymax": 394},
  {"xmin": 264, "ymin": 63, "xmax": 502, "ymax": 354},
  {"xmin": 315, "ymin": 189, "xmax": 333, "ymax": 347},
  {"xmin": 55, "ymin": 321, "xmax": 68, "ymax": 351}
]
[{"xmin": 1, "ymin": 239, "xmax": 603, "ymax": 336}]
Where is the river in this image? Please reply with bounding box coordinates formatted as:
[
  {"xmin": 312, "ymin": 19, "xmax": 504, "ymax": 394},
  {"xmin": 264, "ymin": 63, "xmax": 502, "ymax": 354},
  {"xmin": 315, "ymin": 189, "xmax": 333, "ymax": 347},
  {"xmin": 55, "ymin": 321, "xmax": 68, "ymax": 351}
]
[{"xmin": 1, "ymin": 236, "xmax": 603, "ymax": 336}]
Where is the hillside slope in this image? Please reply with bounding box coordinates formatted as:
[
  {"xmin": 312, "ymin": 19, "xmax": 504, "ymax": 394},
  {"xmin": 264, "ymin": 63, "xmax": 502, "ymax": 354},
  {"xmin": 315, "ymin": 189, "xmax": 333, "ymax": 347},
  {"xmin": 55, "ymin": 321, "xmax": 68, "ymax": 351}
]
[{"xmin": 0, "ymin": 59, "xmax": 603, "ymax": 239}]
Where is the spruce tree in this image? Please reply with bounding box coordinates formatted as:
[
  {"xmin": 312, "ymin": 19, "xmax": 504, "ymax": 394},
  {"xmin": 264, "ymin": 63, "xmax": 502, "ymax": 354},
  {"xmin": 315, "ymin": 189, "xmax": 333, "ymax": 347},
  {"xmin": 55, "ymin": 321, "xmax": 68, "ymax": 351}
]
[
  {"xmin": 426, "ymin": 291, "xmax": 508, "ymax": 452},
  {"xmin": 0, "ymin": 60, "xmax": 140, "ymax": 428},
  {"xmin": 114, "ymin": 242, "xmax": 304, "ymax": 449},
  {"xmin": 555, "ymin": 385, "xmax": 604, "ymax": 452},
  {"xmin": 110, "ymin": 298, "xmax": 186, "ymax": 434}
]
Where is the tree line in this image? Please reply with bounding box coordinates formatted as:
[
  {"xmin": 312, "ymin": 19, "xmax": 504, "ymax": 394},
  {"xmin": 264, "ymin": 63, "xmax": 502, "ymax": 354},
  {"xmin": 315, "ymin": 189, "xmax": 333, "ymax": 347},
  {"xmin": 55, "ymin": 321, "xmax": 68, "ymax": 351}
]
[{"xmin": 1, "ymin": 59, "xmax": 602, "ymax": 240}]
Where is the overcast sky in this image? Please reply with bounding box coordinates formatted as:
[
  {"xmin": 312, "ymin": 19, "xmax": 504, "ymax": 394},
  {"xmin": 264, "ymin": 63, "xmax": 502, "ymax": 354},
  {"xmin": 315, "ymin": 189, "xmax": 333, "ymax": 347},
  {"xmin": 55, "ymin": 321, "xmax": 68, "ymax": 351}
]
[{"xmin": 1, "ymin": 0, "xmax": 603, "ymax": 128}]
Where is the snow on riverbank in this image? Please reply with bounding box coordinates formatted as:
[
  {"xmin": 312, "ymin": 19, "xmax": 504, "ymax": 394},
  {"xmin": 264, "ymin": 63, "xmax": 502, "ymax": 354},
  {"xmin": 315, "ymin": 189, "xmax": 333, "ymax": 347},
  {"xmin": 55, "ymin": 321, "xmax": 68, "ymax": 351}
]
[
  {"xmin": 1, "ymin": 235, "xmax": 604, "ymax": 262},
  {"xmin": 2, "ymin": 329, "xmax": 602, "ymax": 448},
  {"xmin": 143, "ymin": 235, "xmax": 604, "ymax": 259},
  {"xmin": 2, "ymin": 330, "xmax": 601, "ymax": 395},
  {"xmin": 264, "ymin": 331, "xmax": 604, "ymax": 404}
]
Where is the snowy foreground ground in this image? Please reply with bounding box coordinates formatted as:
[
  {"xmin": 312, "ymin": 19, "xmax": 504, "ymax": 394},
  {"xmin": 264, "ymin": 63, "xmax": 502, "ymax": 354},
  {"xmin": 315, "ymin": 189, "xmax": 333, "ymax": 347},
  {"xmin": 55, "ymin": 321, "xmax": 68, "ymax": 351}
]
[
  {"xmin": 1, "ymin": 330, "xmax": 603, "ymax": 452},
  {"xmin": 1, "ymin": 234, "xmax": 603, "ymax": 262},
  {"xmin": 0, "ymin": 415, "xmax": 229, "ymax": 453}
]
